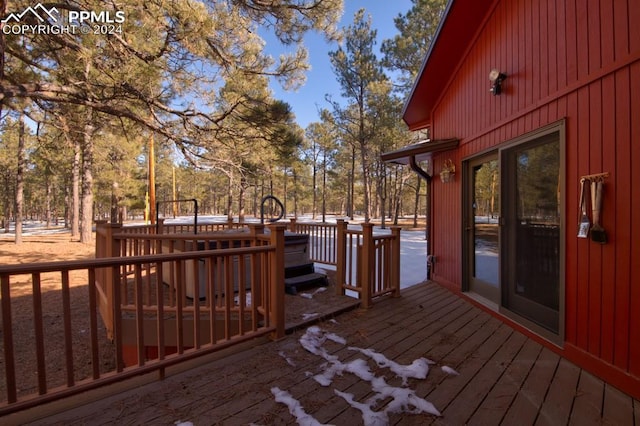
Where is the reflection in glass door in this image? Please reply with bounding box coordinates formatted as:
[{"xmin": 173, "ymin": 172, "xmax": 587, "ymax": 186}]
[
  {"xmin": 502, "ymin": 133, "xmax": 561, "ymax": 333},
  {"xmin": 465, "ymin": 155, "xmax": 500, "ymax": 304}
]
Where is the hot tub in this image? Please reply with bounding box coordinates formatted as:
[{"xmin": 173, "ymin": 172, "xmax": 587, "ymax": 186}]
[{"xmin": 161, "ymin": 232, "xmax": 311, "ymax": 299}]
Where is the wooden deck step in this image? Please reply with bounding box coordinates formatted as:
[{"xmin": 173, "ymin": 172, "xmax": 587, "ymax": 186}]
[
  {"xmin": 284, "ymin": 272, "xmax": 328, "ymax": 295},
  {"xmin": 284, "ymin": 262, "xmax": 315, "ymax": 278}
]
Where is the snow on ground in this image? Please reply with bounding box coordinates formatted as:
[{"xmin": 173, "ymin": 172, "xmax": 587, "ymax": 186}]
[
  {"xmin": 300, "ymin": 287, "xmax": 328, "ymax": 299},
  {"xmin": 279, "ymin": 351, "xmax": 297, "ymax": 367},
  {"xmin": 271, "ymin": 387, "xmax": 331, "ymax": 426},
  {"xmin": 441, "ymin": 365, "xmax": 460, "ymax": 376},
  {"xmin": 0, "ymin": 220, "xmax": 72, "ymax": 237},
  {"xmin": 273, "ymin": 325, "xmax": 446, "ymax": 425},
  {"xmin": 395, "ymin": 229, "xmax": 428, "ymax": 288}
]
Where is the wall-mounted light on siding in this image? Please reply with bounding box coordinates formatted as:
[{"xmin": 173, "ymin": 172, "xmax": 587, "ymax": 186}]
[
  {"xmin": 440, "ymin": 159, "xmax": 455, "ymax": 183},
  {"xmin": 489, "ymin": 68, "xmax": 507, "ymax": 95}
]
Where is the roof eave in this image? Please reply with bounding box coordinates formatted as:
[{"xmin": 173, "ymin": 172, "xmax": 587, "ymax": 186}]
[
  {"xmin": 381, "ymin": 138, "xmax": 460, "ymax": 165},
  {"xmin": 401, "ymin": 0, "xmax": 496, "ymax": 130}
]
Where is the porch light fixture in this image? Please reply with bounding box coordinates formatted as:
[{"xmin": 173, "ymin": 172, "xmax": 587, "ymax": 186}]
[
  {"xmin": 440, "ymin": 159, "xmax": 455, "ymax": 183},
  {"xmin": 489, "ymin": 68, "xmax": 507, "ymax": 95}
]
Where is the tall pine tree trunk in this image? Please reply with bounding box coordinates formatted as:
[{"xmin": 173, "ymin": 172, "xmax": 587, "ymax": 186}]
[
  {"xmin": 80, "ymin": 118, "xmax": 95, "ymax": 243},
  {"xmin": 45, "ymin": 173, "xmax": 52, "ymax": 228},
  {"xmin": 14, "ymin": 114, "xmax": 25, "ymax": 244},
  {"xmin": 348, "ymin": 146, "xmax": 355, "ymax": 219},
  {"xmin": 293, "ymin": 168, "xmax": 298, "ymax": 219},
  {"xmin": 238, "ymin": 174, "xmax": 246, "ymax": 222},
  {"xmin": 226, "ymin": 175, "xmax": 233, "ymax": 221},
  {"xmin": 312, "ymin": 150, "xmax": 318, "ymax": 220},
  {"xmin": 358, "ymin": 143, "xmax": 371, "ymax": 223},
  {"xmin": 3, "ymin": 172, "xmax": 11, "ymax": 233},
  {"xmin": 71, "ymin": 137, "xmax": 81, "ymax": 239},
  {"xmin": 321, "ymin": 149, "xmax": 327, "ymax": 222},
  {"xmin": 413, "ymin": 176, "xmax": 422, "ymax": 228},
  {"xmin": 282, "ymin": 167, "xmax": 287, "ymax": 216}
]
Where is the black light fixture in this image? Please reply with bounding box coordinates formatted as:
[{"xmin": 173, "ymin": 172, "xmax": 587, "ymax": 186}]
[{"xmin": 489, "ymin": 68, "xmax": 507, "ymax": 95}]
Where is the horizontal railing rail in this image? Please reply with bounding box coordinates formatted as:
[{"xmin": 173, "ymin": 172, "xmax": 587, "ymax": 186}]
[{"xmin": 108, "ymin": 219, "xmax": 247, "ymax": 237}]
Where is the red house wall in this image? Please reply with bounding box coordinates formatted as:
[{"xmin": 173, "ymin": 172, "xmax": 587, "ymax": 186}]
[{"xmin": 427, "ymin": 0, "xmax": 640, "ymax": 396}]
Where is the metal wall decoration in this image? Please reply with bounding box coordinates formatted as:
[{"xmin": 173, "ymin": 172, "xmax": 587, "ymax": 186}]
[{"xmin": 577, "ymin": 172, "xmax": 609, "ymax": 243}]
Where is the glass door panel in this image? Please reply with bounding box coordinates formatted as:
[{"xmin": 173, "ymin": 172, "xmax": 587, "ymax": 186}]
[
  {"xmin": 466, "ymin": 155, "xmax": 500, "ymax": 303},
  {"xmin": 503, "ymin": 133, "xmax": 560, "ymax": 333}
]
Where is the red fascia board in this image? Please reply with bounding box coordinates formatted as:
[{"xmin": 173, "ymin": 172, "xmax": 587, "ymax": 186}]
[{"xmin": 403, "ymin": 0, "xmax": 494, "ymax": 130}]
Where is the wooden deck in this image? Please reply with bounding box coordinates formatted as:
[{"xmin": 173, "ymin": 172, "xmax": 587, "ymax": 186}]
[{"xmin": 11, "ymin": 282, "xmax": 639, "ymax": 425}]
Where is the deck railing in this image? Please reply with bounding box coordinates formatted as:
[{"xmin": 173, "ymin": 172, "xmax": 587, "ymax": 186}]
[
  {"xmin": 288, "ymin": 219, "xmax": 338, "ymax": 265},
  {"xmin": 0, "ymin": 218, "xmax": 400, "ymax": 415},
  {"xmin": 0, "ymin": 223, "xmax": 285, "ymax": 416},
  {"xmin": 289, "ymin": 219, "xmax": 401, "ymax": 309}
]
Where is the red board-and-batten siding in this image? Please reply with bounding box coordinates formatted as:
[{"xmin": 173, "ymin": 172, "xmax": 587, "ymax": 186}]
[{"xmin": 425, "ymin": 0, "xmax": 640, "ymax": 398}]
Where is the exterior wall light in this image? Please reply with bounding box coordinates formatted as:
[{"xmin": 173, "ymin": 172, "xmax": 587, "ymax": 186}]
[
  {"xmin": 440, "ymin": 159, "xmax": 455, "ymax": 183},
  {"xmin": 489, "ymin": 68, "xmax": 507, "ymax": 95}
]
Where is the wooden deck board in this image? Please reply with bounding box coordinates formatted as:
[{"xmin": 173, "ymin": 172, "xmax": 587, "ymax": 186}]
[
  {"xmin": 431, "ymin": 324, "xmax": 518, "ymax": 425},
  {"xmin": 502, "ymin": 346, "xmax": 560, "ymax": 425},
  {"xmin": 602, "ymin": 383, "xmax": 636, "ymax": 425},
  {"xmin": 16, "ymin": 282, "xmax": 639, "ymax": 426},
  {"xmin": 569, "ymin": 370, "xmax": 605, "ymax": 424},
  {"xmin": 536, "ymin": 357, "xmax": 581, "ymax": 425},
  {"xmin": 485, "ymin": 338, "xmax": 544, "ymax": 425},
  {"xmin": 424, "ymin": 317, "xmax": 505, "ymax": 414},
  {"xmin": 464, "ymin": 332, "xmax": 532, "ymax": 425}
]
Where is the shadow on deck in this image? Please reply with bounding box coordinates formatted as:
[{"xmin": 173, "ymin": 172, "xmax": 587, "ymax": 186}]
[{"xmin": 11, "ymin": 282, "xmax": 640, "ymax": 425}]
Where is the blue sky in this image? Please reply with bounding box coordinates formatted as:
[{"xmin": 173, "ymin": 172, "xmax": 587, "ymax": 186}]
[{"xmin": 266, "ymin": 0, "xmax": 414, "ymax": 129}]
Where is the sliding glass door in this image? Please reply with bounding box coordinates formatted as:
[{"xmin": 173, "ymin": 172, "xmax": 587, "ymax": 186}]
[
  {"xmin": 502, "ymin": 132, "xmax": 561, "ymax": 334},
  {"xmin": 464, "ymin": 125, "xmax": 564, "ymax": 340}
]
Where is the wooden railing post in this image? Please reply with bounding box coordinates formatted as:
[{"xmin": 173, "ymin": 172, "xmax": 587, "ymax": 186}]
[
  {"xmin": 288, "ymin": 218, "xmax": 297, "ymax": 232},
  {"xmin": 360, "ymin": 223, "xmax": 374, "ymax": 308},
  {"xmin": 96, "ymin": 222, "xmax": 122, "ymax": 340},
  {"xmin": 390, "ymin": 226, "xmax": 402, "ymax": 297},
  {"xmin": 249, "ymin": 223, "xmax": 266, "ymax": 239},
  {"xmin": 335, "ymin": 219, "xmax": 348, "ymax": 296},
  {"xmin": 268, "ymin": 224, "xmax": 286, "ymax": 339},
  {"xmin": 94, "ymin": 220, "xmax": 107, "ymax": 259},
  {"xmin": 156, "ymin": 218, "xmax": 164, "ymax": 234}
]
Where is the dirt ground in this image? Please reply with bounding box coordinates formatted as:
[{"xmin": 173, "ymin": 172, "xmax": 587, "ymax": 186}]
[{"xmin": 0, "ymin": 230, "xmax": 351, "ymax": 401}]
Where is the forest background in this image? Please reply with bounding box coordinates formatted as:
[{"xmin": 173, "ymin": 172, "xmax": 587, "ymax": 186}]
[{"xmin": 0, "ymin": 0, "xmax": 450, "ymax": 244}]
